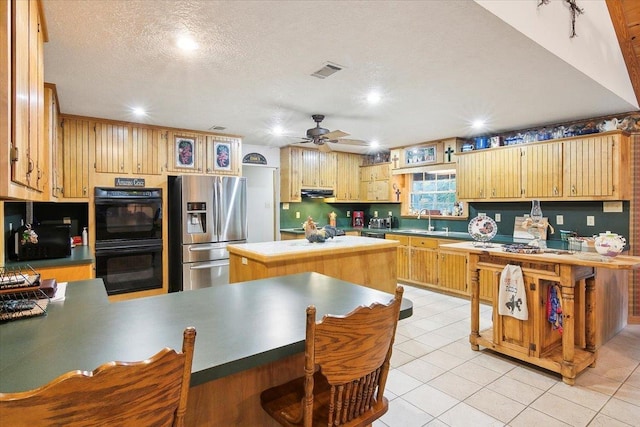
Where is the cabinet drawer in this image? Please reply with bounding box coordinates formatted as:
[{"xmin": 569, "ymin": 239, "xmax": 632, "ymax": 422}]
[
  {"xmin": 386, "ymin": 234, "xmax": 409, "ymax": 245},
  {"xmin": 410, "ymin": 236, "xmax": 439, "ymax": 248}
]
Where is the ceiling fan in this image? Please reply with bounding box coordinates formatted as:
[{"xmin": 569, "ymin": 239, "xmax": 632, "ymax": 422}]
[{"xmin": 294, "ymin": 114, "xmax": 368, "ymax": 152}]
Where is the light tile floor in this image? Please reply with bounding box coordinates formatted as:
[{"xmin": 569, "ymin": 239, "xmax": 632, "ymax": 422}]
[{"xmin": 375, "ymin": 285, "xmax": 640, "ymax": 427}]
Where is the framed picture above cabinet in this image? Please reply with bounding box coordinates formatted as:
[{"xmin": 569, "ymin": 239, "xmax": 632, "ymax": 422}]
[
  {"xmin": 214, "ymin": 142, "xmax": 231, "ymax": 171},
  {"xmin": 405, "ymin": 144, "xmax": 440, "ymax": 166}
]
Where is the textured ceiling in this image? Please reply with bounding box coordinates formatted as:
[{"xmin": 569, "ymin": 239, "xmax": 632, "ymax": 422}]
[{"xmin": 42, "ymin": 0, "xmax": 637, "ymax": 152}]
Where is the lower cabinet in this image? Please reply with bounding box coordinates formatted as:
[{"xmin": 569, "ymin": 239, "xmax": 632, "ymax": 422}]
[
  {"xmin": 36, "ymin": 264, "xmax": 94, "ymax": 283},
  {"xmin": 386, "ymin": 234, "xmax": 469, "ymax": 298}
]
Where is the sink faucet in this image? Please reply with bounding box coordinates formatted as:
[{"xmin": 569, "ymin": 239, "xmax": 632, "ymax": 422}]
[
  {"xmin": 442, "ymin": 226, "xmax": 449, "ymax": 234},
  {"xmin": 417, "ymin": 209, "xmax": 434, "ymax": 231}
]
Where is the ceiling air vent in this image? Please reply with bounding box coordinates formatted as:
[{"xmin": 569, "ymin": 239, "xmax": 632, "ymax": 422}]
[
  {"xmin": 311, "ymin": 62, "xmax": 343, "ymax": 79},
  {"xmin": 208, "ymin": 125, "xmax": 227, "ymax": 131}
]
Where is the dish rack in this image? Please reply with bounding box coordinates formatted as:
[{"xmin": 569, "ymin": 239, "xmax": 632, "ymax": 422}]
[{"xmin": 0, "ymin": 265, "xmax": 48, "ymax": 322}]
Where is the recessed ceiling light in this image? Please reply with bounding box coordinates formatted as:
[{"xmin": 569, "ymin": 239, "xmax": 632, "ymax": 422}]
[
  {"xmin": 367, "ymin": 92, "xmax": 382, "ymax": 104},
  {"xmin": 370, "ymin": 140, "xmax": 380, "ymax": 148},
  {"xmin": 271, "ymin": 125, "xmax": 285, "ymax": 136},
  {"xmin": 472, "ymin": 119, "xmax": 486, "ymax": 129},
  {"xmin": 132, "ymin": 107, "xmax": 146, "ymax": 116},
  {"xmin": 177, "ymin": 36, "xmax": 199, "ymax": 51}
]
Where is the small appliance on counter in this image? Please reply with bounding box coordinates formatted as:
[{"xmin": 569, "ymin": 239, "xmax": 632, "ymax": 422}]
[
  {"xmin": 9, "ymin": 224, "xmax": 71, "ymax": 261},
  {"xmin": 352, "ymin": 211, "xmax": 364, "ymax": 228}
]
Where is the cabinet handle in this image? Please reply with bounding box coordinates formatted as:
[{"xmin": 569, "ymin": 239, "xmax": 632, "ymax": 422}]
[
  {"xmin": 553, "ymin": 186, "xmax": 558, "ymax": 195},
  {"xmin": 120, "ymin": 163, "xmax": 124, "ymax": 170},
  {"xmin": 137, "ymin": 163, "xmax": 141, "ymax": 171},
  {"xmin": 491, "ymin": 189, "xmax": 495, "ymax": 197},
  {"xmin": 571, "ymin": 185, "xmax": 576, "ymax": 195},
  {"xmin": 83, "ymin": 187, "xmax": 87, "ymax": 196}
]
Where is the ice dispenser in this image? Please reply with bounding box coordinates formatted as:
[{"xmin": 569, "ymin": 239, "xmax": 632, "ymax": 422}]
[{"xmin": 186, "ymin": 202, "xmax": 207, "ymax": 234}]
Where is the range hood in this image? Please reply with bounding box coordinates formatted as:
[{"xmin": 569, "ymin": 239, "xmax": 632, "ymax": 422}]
[{"xmin": 301, "ymin": 189, "xmax": 335, "ymax": 198}]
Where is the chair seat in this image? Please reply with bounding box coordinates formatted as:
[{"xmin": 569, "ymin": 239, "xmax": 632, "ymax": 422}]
[{"xmin": 261, "ymin": 370, "xmax": 389, "ymax": 427}]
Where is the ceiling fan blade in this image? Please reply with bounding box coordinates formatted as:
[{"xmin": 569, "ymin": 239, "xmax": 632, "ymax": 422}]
[
  {"xmin": 324, "ymin": 130, "xmax": 349, "ymax": 139},
  {"xmin": 318, "ymin": 143, "xmax": 332, "ymax": 153},
  {"xmin": 336, "ymin": 138, "xmax": 369, "ymax": 146}
]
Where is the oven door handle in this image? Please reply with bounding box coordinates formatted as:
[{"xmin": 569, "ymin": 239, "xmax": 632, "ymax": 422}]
[
  {"xmin": 189, "ymin": 260, "xmax": 228, "ymax": 270},
  {"xmin": 96, "ymin": 244, "xmax": 162, "ymax": 255}
]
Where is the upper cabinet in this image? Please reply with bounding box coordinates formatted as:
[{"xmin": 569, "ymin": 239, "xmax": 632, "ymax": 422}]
[
  {"xmin": 1, "ymin": 0, "xmax": 48, "ymax": 199},
  {"xmin": 457, "ymin": 131, "xmax": 630, "ymax": 201},
  {"xmin": 61, "ymin": 117, "xmax": 92, "ymax": 199},
  {"xmin": 300, "ymin": 149, "xmax": 335, "ymax": 188},
  {"xmin": 205, "ymin": 135, "xmax": 242, "ymax": 176},
  {"xmin": 44, "ymin": 84, "xmax": 62, "ymax": 198},
  {"xmin": 94, "ymin": 122, "xmax": 129, "ymax": 174},
  {"xmin": 335, "ymin": 152, "xmax": 361, "ymax": 201},
  {"xmin": 131, "ymin": 127, "xmax": 165, "ymax": 175},
  {"xmin": 280, "ymin": 147, "xmax": 302, "ymax": 203},
  {"xmin": 360, "ymin": 163, "xmax": 392, "ymax": 201}
]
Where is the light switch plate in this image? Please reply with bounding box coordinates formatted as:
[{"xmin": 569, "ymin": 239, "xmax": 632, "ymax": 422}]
[
  {"xmin": 347, "ymin": 211, "xmax": 351, "ymax": 217},
  {"xmin": 295, "ymin": 211, "xmax": 300, "ymax": 219},
  {"xmin": 495, "ymin": 213, "xmax": 501, "ymax": 222},
  {"xmin": 556, "ymin": 215, "xmax": 564, "ymax": 225},
  {"xmin": 282, "ymin": 203, "xmax": 289, "ymax": 210},
  {"xmin": 587, "ymin": 216, "xmax": 595, "ymax": 226}
]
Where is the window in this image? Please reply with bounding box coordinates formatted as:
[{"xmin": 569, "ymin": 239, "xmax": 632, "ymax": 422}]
[{"xmin": 409, "ymin": 172, "xmax": 457, "ymax": 215}]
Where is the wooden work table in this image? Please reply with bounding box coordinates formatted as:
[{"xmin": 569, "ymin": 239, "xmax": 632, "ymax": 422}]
[
  {"xmin": 0, "ymin": 273, "xmax": 412, "ymax": 426},
  {"xmin": 441, "ymin": 241, "xmax": 640, "ymax": 385},
  {"xmin": 228, "ymin": 235, "xmax": 399, "ymax": 293}
]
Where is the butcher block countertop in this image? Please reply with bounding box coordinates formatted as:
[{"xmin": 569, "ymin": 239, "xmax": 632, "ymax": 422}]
[
  {"xmin": 227, "ymin": 235, "xmax": 399, "ymax": 263},
  {"xmin": 440, "ymin": 241, "xmax": 640, "ymax": 270}
]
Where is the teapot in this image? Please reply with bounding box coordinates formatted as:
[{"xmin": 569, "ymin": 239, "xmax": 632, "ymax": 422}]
[
  {"xmin": 599, "ymin": 118, "xmax": 619, "ymax": 132},
  {"xmin": 594, "ymin": 231, "xmax": 626, "ymax": 259}
]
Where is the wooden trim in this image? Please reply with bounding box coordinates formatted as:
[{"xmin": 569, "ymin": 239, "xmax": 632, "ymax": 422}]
[{"xmin": 606, "ymin": 0, "xmax": 640, "ymax": 107}]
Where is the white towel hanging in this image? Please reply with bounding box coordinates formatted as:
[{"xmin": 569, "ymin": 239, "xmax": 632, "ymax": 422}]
[{"xmin": 498, "ymin": 264, "xmax": 528, "ymax": 320}]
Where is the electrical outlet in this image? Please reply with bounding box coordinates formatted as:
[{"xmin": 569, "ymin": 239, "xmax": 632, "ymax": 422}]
[
  {"xmin": 346, "ymin": 211, "xmax": 350, "ymax": 217},
  {"xmin": 587, "ymin": 216, "xmax": 595, "ymax": 226},
  {"xmin": 495, "ymin": 213, "xmax": 501, "ymax": 222},
  {"xmin": 478, "ymin": 212, "xmax": 486, "ymax": 217},
  {"xmin": 295, "ymin": 211, "xmax": 300, "ymax": 219},
  {"xmin": 374, "ymin": 211, "xmax": 378, "ymax": 218},
  {"xmin": 282, "ymin": 203, "xmax": 289, "ymax": 210},
  {"xmin": 388, "ymin": 211, "xmax": 393, "ymax": 217},
  {"xmin": 556, "ymin": 215, "xmax": 564, "ymax": 225}
]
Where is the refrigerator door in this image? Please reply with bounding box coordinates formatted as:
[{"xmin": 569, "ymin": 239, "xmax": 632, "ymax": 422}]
[
  {"xmin": 182, "ymin": 242, "xmax": 229, "ymax": 264},
  {"xmin": 217, "ymin": 176, "xmax": 247, "ymax": 242},
  {"xmin": 179, "ymin": 176, "xmax": 217, "ymax": 244},
  {"xmin": 181, "ymin": 259, "xmax": 229, "ymax": 291}
]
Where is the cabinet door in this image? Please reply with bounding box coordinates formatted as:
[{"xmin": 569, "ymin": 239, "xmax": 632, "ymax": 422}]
[
  {"xmin": 456, "ymin": 151, "xmax": 486, "ymax": 200},
  {"xmin": 437, "ymin": 249, "xmax": 467, "ymax": 295},
  {"xmin": 205, "ymin": 136, "xmax": 241, "ymax": 176},
  {"xmin": 335, "ymin": 152, "xmax": 360, "ymax": 201},
  {"xmin": 11, "ymin": 0, "xmax": 32, "ymax": 187},
  {"xmin": 300, "ymin": 149, "xmax": 319, "ymax": 187},
  {"xmin": 487, "ymin": 146, "xmax": 520, "ymax": 199},
  {"xmin": 132, "ymin": 127, "xmax": 164, "ymax": 175},
  {"xmin": 522, "ymin": 143, "xmax": 562, "ymax": 198},
  {"xmin": 409, "ymin": 237, "xmax": 439, "ymax": 285},
  {"xmin": 317, "ymin": 151, "xmax": 336, "ymax": 187},
  {"xmin": 494, "ymin": 274, "xmax": 535, "ymax": 356},
  {"xmin": 94, "ymin": 123, "xmax": 129, "ymax": 173},
  {"xmin": 280, "ymin": 147, "xmax": 301, "ymax": 202},
  {"xmin": 31, "ymin": 0, "xmax": 44, "ymax": 191},
  {"xmin": 564, "ymin": 135, "xmax": 615, "ymax": 198},
  {"xmin": 45, "ymin": 85, "xmax": 62, "ymax": 198},
  {"xmin": 386, "ymin": 234, "xmax": 409, "ymax": 281},
  {"xmin": 166, "ymin": 131, "xmax": 203, "ymax": 173},
  {"xmin": 62, "ymin": 118, "xmax": 91, "ymax": 199}
]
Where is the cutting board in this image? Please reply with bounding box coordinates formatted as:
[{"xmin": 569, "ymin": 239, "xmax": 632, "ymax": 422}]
[{"xmin": 513, "ymin": 216, "xmax": 548, "ymax": 240}]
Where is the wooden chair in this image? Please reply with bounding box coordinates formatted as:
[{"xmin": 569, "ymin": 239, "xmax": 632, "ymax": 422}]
[
  {"xmin": 261, "ymin": 286, "xmax": 404, "ymax": 427},
  {"xmin": 0, "ymin": 327, "xmax": 196, "ymax": 427}
]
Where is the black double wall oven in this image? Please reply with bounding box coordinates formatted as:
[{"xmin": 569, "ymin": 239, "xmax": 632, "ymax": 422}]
[{"xmin": 94, "ymin": 188, "xmax": 163, "ymax": 295}]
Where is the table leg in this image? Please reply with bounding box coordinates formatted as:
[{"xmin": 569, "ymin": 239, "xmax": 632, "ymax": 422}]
[
  {"xmin": 585, "ymin": 276, "xmax": 597, "ymax": 367},
  {"xmin": 469, "ymin": 254, "xmax": 480, "ymax": 351},
  {"xmin": 559, "ymin": 265, "xmax": 576, "ymax": 385}
]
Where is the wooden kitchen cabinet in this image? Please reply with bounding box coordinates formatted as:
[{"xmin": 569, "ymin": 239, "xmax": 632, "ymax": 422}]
[
  {"xmin": 457, "ymin": 131, "xmax": 630, "ymax": 202},
  {"xmin": 386, "ymin": 234, "xmax": 410, "ymax": 282},
  {"xmin": 437, "ymin": 244, "xmax": 468, "ymax": 296},
  {"xmin": 300, "ymin": 149, "xmax": 335, "ymax": 188},
  {"xmin": 409, "ymin": 236, "xmax": 439, "ymax": 285},
  {"xmin": 205, "ymin": 135, "xmax": 242, "ymax": 176},
  {"xmin": 165, "ymin": 131, "xmax": 204, "ymax": 174},
  {"xmin": 5, "ymin": 0, "xmax": 46, "ymax": 195},
  {"xmin": 61, "ymin": 117, "xmax": 91, "ymax": 199},
  {"xmin": 94, "ymin": 122, "xmax": 129, "ymax": 174},
  {"xmin": 280, "ymin": 147, "xmax": 302, "ymax": 202},
  {"xmin": 360, "ymin": 163, "xmax": 392, "ymax": 201},
  {"xmin": 44, "ymin": 84, "xmax": 62, "ymax": 198},
  {"xmin": 563, "ymin": 132, "xmax": 629, "ymax": 200},
  {"xmin": 334, "ymin": 152, "xmax": 361, "ymax": 201},
  {"xmin": 132, "ymin": 126, "xmax": 165, "ymax": 175}
]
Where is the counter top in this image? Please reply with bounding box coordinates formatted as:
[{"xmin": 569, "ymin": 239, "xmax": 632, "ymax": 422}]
[
  {"xmin": 0, "ymin": 272, "xmax": 412, "ymax": 393},
  {"xmin": 440, "ymin": 241, "xmax": 640, "ymax": 270},
  {"xmin": 228, "ymin": 235, "xmax": 398, "ymax": 263},
  {"xmin": 3, "ymin": 245, "xmax": 94, "ymax": 269}
]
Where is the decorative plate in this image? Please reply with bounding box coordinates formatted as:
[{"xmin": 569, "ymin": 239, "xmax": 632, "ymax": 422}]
[{"xmin": 468, "ymin": 215, "xmax": 498, "ymax": 242}]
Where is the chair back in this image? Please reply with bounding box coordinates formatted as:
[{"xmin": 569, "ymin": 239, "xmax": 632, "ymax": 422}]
[
  {"xmin": 0, "ymin": 327, "xmax": 196, "ymax": 427},
  {"xmin": 304, "ymin": 286, "xmax": 403, "ymax": 426}
]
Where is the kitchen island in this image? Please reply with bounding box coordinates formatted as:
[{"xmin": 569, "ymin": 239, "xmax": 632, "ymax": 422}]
[
  {"xmin": 441, "ymin": 241, "xmax": 640, "ymax": 385},
  {"xmin": 0, "ymin": 273, "xmax": 411, "ymax": 426},
  {"xmin": 228, "ymin": 235, "xmax": 399, "ymax": 293}
]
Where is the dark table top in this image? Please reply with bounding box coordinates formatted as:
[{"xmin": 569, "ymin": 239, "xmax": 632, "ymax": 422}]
[{"xmin": 0, "ymin": 272, "xmax": 412, "ymax": 392}]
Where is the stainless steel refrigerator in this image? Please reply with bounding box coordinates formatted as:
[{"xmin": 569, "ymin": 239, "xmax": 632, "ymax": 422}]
[{"xmin": 168, "ymin": 175, "xmax": 247, "ymax": 292}]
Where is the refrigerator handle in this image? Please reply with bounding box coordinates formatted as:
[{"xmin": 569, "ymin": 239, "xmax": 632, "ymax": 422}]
[
  {"xmin": 190, "ymin": 260, "xmax": 229, "ymax": 270},
  {"xmin": 215, "ymin": 177, "xmax": 222, "ymax": 240}
]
